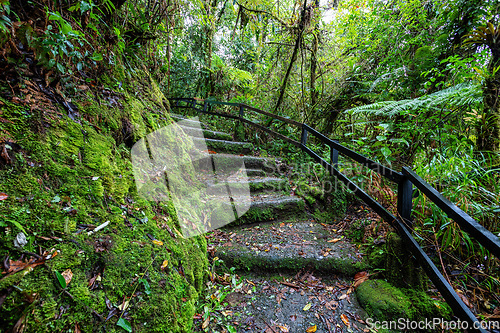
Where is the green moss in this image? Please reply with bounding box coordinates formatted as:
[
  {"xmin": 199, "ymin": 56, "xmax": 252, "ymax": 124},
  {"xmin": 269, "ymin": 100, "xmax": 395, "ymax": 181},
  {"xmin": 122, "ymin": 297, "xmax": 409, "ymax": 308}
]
[
  {"xmin": 0, "ymin": 72, "xmax": 208, "ymax": 332},
  {"xmin": 203, "ymin": 139, "xmax": 253, "ymax": 154},
  {"xmin": 233, "ymin": 121, "xmax": 245, "ymax": 142},
  {"xmin": 356, "ymin": 280, "xmax": 415, "ymax": 321},
  {"xmin": 366, "ymin": 243, "xmax": 386, "ymax": 268},
  {"xmin": 384, "ymin": 233, "xmax": 427, "ymax": 290},
  {"xmin": 356, "ymin": 280, "xmax": 452, "ymax": 328},
  {"xmin": 346, "ymin": 218, "xmax": 371, "ymax": 243},
  {"xmin": 215, "ymin": 245, "xmax": 367, "ymax": 276},
  {"xmin": 295, "ymin": 179, "xmax": 346, "ymax": 224}
]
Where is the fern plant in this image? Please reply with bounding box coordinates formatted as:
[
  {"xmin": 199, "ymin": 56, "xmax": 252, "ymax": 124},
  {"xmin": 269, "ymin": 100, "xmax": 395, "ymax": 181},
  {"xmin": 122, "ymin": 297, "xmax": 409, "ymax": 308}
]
[
  {"xmin": 349, "ymin": 82, "xmax": 483, "ymax": 118},
  {"xmin": 0, "ymin": 0, "xmax": 11, "ymax": 34}
]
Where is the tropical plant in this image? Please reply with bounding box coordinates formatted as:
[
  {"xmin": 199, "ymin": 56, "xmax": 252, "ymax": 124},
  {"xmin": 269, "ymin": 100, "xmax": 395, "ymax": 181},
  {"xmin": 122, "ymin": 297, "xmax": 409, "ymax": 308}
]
[{"xmin": 463, "ymin": 22, "xmax": 500, "ymax": 152}]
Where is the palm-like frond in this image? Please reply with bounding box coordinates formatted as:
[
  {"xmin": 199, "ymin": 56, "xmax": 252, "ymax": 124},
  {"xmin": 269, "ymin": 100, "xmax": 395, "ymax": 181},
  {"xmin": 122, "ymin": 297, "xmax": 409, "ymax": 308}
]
[{"xmin": 349, "ymin": 82, "xmax": 482, "ymax": 117}]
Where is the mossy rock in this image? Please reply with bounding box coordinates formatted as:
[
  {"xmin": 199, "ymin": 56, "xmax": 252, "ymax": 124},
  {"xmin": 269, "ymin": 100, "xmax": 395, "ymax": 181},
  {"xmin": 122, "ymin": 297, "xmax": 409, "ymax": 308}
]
[
  {"xmin": 385, "ymin": 232, "xmax": 427, "ymax": 290},
  {"xmin": 295, "ymin": 178, "xmax": 347, "ymax": 224},
  {"xmin": 356, "ymin": 279, "xmax": 416, "ymax": 321},
  {"xmin": 356, "ymin": 279, "xmax": 452, "ymax": 327}
]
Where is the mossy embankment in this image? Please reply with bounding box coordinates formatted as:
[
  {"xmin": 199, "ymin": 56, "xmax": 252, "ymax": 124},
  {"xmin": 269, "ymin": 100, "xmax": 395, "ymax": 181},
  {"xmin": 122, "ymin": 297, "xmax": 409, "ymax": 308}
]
[{"xmin": 0, "ymin": 69, "xmax": 208, "ymax": 332}]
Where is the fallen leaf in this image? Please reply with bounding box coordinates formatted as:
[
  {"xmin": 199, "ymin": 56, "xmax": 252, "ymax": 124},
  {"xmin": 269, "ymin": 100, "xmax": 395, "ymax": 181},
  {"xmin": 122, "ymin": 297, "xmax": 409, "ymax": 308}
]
[
  {"xmin": 306, "ymin": 325, "xmax": 317, "ymax": 332},
  {"xmin": 202, "ymin": 316, "xmax": 210, "ymax": 329},
  {"xmin": 117, "ymin": 300, "xmax": 130, "ymax": 311},
  {"xmin": 327, "ymin": 238, "xmax": 341, "ymax": 243},
  {"xmin": 303, "ymin": 303, "xmax": 312, "ymax": 311},
  {"xmin": 353, "ymin": 271, "xmax": 369, "ymax": 288},
  {"xmin": 88, "ymin": 274, "xmax": 99, "ymax": 288},
  {"xmin": 152, "ymin": 240, "xmax": 163, "ymax": 246},
  {"xmin": 160, "ymin": 260, "xmax": 169, "ymax": 271},
  {"xmin": 61, "ymin": 269, "xmax": 73, "ymax": 286},
  {"xmin": 277, "ymin": 324, "xmax": 289, "ymax": 332},
  {"xmin": 456, "ymin": 290, "xmax": 472, "ymax": 308},
  {"xmin": 339, "ymin": 294, "xmax": 348, "ymax": 300},
  {"xmin": 0, "ymin": 192, "xmax": 8, "ymax": 200},
  {"xmin": 341, "ymin": 313, "xmax": 350, "ymax": 327}
]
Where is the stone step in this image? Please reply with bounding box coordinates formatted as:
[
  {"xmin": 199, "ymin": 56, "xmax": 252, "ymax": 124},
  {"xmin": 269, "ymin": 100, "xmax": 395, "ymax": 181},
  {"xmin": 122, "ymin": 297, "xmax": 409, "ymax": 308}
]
[
  {"xmin": 192, "ymin": 137, "xmax": 253, "ymax": 154},
  {"xmin": 192, "ymin": 153, "xmax": 276, "ymax": 174},
  {"xmin": 195, "ymin": 271, "xmax": 369, "ymax": 332},
  {"xmin": 179, "ymin": 125, "xmax": 233, "ymax": 141},
  {"xmin": 231, "ymin": 194, "xmax": 305, "ymax": 226},
  {"xmin": 203, "ymin": 177, "xmax": 290, "ymax": 195},
  {"xmin": 209, "ymin": 220, "xmax": 368, "ymax": 276},
  {"xmin": 244, "ymin": 177, "xmax": 290, "ymax": 193},
  {"xmin": 169, "ymin": 113, "xmax": 207, "ymax": 129},
  {"xmin": 246, "ymin": 169, "xmax": 266, "ymax": 177}
]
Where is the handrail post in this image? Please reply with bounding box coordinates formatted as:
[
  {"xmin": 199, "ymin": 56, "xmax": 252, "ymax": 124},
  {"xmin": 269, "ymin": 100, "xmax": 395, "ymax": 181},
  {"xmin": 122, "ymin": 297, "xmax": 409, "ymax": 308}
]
[
  {"xmin": 397, "ymin": 171, "xmax": 413, "ymax": 226},
  {"xmin": 202, "ymin": 100, "xmax": 208, "ymax": 115},
  {"xmin": 330, "ymin": 142, "xmax": 339, "ymax": 168},
  {"xmin": 300, "ymin": 125, "xmax": 308, "ymax": 146},
  {"xmin": 239, "ymin": 104, "xmax": 244, "ymax": 119}
]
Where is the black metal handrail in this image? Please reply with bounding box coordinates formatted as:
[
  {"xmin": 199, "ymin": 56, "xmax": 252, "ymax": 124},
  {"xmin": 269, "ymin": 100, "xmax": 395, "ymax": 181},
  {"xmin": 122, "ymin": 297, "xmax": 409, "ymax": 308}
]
[{"xmin": 169, "ymin": 97, "xmax": 500, "ymax": 332}]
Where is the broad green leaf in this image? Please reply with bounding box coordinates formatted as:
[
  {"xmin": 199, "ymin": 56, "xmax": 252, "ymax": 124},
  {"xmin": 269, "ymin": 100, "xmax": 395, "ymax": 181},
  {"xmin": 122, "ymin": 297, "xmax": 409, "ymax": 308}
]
[
  {"xmin": 61, "ymin": 22, "xmax": 72, "ymax": 34},
  {"xmin": 56, "ymin": 63, "xmax": 65, "ymax": 74},
  {"xmin": 90, "ymin": 53, "xmax": 103, "ymax": 61},
  {"xmin": 55, "ymin": 270, "xmax": 66, "ymax": 289},
  {"xmin": 381, "ymin": 146, "xmax": 391, "ymax": 158},
  {"xmin": 117, "ymin": 318, "xmax": 132, "ymax": 332}
]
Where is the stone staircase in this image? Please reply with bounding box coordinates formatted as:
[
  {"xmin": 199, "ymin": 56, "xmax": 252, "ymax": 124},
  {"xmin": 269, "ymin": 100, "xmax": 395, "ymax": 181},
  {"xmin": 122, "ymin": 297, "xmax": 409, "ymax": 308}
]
[{"xmin": 170, "ymin": 112, "xmax": 370, "ymax": 332}]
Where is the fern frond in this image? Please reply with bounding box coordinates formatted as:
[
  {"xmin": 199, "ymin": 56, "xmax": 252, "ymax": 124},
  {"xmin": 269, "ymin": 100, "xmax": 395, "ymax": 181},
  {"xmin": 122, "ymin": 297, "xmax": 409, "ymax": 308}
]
[{"xmin": 349, "ymin": 82, "xmax": 482, "ymax": 117}]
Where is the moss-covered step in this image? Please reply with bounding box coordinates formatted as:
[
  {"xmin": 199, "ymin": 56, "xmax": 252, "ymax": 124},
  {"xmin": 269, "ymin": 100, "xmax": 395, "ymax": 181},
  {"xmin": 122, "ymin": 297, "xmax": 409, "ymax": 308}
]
[
  {"xmin": 179, "ymin": 125, "xmax": 233, "ymax": 141},
  {"xmin": 210, "ymin": 220, "xmax": 368, "ymax": 275},
  {"xmin": 205, "ymin": 177, "xmax": 289, "ymax": 194},
  {"xmin": 169, "ymin": 112, "xmax": 207, "ymax": 129},
  {"xmin": 191, "ymin": 137, "xmax": 253, "ymax": 154},
  {"xmin": 234, "ymin": 194, "xmax": 305, "ymax": 225},
  {"xmin": 246, "ymin": 168, "xmax": 267, "ymax": 177},
  {"xmin": 193, "ymin": 153, "xmax": 277, "ymax": 174},
  {"xmin": 356, "ymin": 280, "xmax": 452, "ymax": 327},
  {"xmin": 244, "ymin": 177, "xmax": 290, "ymax": 193}
]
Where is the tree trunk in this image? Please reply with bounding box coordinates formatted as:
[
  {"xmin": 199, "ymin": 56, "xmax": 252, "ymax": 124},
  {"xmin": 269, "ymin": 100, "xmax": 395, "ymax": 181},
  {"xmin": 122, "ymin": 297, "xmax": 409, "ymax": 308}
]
[
  {"xmin": 273, "ymin": 0, "xmax": 308, "ymax": 114},
  {"xmin": 310, "ymin": 0, "xmax": 319, "ymax": 107},
  {"xmin": 477, "ymin": 40, "xmax": 500, "ymax": 154},
  {"xmin": 477, "ymin": 76, "xmax": 500, "ymax": 153}
]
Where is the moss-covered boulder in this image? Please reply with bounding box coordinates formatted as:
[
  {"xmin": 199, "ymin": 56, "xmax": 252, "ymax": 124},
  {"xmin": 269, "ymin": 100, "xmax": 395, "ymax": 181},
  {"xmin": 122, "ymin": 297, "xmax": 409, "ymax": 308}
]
[{"xmin": 356, "ymin": 279, "xmax": 452, "ymax": 327}]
